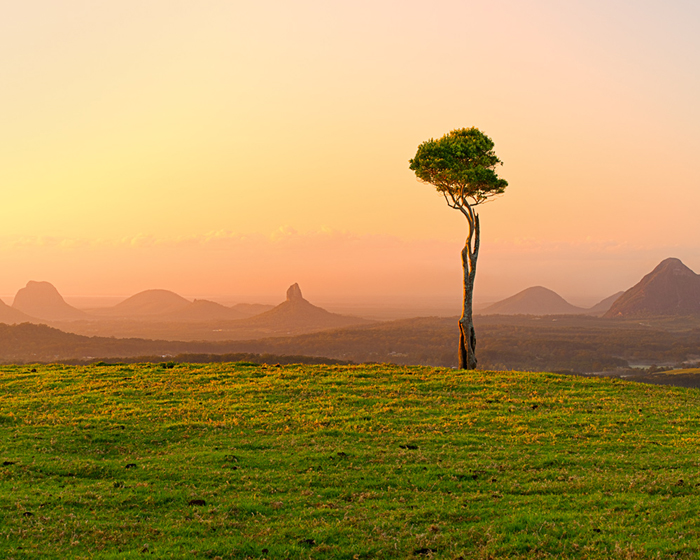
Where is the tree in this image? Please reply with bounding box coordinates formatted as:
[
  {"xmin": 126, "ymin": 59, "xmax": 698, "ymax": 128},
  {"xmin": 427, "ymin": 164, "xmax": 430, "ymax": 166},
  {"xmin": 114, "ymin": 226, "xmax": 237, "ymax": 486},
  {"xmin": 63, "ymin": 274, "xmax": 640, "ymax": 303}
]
[{"xmin": 409, "ymin": 127, "xmax": 507, "ymax": 370}]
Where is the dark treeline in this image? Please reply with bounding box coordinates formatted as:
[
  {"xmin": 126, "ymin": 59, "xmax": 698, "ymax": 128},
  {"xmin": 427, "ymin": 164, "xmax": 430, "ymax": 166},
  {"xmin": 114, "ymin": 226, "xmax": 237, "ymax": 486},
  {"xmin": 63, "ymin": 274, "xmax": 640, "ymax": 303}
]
[
  {"xmin": 203, "ymin": 316, "xmax": 700, "ymax": 373},
  {"xmin": 2, "ymin": 316, "xmax": 700, "ymax": 374},
  {"xmin": 59, "ymin": 353, "xmax": 352, "ymax": 367}
]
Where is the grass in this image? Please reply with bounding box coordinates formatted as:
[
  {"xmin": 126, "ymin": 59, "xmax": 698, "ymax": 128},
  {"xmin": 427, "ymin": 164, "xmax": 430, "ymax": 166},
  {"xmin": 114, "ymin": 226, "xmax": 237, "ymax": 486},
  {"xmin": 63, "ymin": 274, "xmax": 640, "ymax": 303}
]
[
  {"xmin": 1, "ymin": 362, "xmax": 699, "ymax": 559},
  {"xmin": 655, "ymin": 368, "xmax": 700, "ymax": 375}
]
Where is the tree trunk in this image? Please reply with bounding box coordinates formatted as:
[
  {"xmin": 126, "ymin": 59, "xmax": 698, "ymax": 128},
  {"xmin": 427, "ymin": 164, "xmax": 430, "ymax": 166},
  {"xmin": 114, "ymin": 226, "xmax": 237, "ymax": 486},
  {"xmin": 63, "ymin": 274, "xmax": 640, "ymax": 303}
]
[{"xmin": 458, "ymin": 214, "xmax": 479, "ymax": 370}]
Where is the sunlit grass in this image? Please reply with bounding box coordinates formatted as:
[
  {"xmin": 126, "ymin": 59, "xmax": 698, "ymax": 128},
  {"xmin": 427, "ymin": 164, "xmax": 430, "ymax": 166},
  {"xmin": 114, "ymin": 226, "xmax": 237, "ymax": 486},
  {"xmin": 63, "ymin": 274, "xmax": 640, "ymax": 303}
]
[
  {"xmin": 657, "ymin": 368, "xmax": 700, "ymax": 375},
  {"xmin": 1, "ymin": 363, "xmax": 699, "ymax": 558}
]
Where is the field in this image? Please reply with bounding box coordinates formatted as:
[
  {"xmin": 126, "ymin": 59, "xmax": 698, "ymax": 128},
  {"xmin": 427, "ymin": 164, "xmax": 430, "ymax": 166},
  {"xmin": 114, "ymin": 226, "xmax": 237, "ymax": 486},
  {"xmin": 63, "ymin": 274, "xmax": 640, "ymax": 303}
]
[{"xmin": 1, "ymin": 363, "xmax": 699, "ymax": 559}]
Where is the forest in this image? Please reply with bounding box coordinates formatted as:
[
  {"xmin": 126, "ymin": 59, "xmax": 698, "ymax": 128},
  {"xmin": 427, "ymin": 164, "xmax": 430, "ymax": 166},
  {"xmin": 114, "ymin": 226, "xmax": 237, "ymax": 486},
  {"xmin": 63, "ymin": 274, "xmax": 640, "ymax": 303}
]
[{"xmin": 3, "ymin": 315, "xmax": 700, "ymax": 376}]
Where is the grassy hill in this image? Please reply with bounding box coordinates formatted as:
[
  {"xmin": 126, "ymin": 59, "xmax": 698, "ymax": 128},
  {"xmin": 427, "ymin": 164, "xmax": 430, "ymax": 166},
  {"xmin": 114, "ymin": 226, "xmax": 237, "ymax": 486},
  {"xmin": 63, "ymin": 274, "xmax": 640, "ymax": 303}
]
[{"xmin": 1, "ymin": 363, "xmax": 699, "ymax": 558}]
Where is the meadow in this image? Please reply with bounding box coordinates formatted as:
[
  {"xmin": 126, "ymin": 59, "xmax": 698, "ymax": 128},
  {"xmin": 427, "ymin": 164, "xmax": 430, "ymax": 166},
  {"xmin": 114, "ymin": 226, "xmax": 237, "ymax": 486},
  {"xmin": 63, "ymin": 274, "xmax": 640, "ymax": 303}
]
[{"xmin": 1, "ymin": 363, "xmax": 699, "ymax": 559}]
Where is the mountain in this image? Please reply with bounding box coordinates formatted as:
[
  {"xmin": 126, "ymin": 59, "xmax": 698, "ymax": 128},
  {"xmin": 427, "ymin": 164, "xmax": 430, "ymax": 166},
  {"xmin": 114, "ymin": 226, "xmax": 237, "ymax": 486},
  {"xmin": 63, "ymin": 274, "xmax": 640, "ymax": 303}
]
[
  {"xmin": 0, "ymin": 298, "xmax": 38, "ymax": 325},
  {"xmin": 230, "ymin": 303, "xmax": 275, "ymax": 318},
  {"xmin": 53, "ymin": 284, "xmax": 371, "ymax": 341},
  {"xmin": 162, "ymin": 299, "xmax": 269, "ymax": 322},
  {"xmin": 12, "ymin": 281, "xmax": 86, "ymax": 321},
  {"xmin": 240, "ymin": 283, "xmax": 373, "ymax": 332},
  {"xmin": 604, "ymin": 258, "xmax": 700, "ymax": 318},
  {"xmin": 479, "ymin": 286, "xmax": 586, "ymax": 315},
  {"xmin": 95, "ymin": 289, "xmax": 192, "ymax": 318},
  {"xmin": 585, "ymin": 291, "xmax": 625, "ymax": 316},
  {"xmin": 90, "ymin": 290, "xmax": 275, "ymax": 323}
]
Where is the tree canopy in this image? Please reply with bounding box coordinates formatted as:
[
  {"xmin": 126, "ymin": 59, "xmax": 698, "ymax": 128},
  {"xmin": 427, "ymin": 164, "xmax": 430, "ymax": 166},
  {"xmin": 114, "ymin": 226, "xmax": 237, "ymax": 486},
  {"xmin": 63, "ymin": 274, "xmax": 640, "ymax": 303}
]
[
  {"xmin": 409, "ymin": 127, "xmax": 507, "ymax": 206},
  {"xmin": 409, "ymin": 126, "xmax": 507, "ymax": 369}
]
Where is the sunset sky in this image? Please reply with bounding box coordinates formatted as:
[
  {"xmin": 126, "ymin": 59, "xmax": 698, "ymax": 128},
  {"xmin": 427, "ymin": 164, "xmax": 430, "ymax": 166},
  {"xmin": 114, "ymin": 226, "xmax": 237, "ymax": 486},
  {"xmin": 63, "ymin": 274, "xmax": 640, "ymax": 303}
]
[{"xmin": 2, "ymin": 1, "xmax": 699, "ymax": 311}]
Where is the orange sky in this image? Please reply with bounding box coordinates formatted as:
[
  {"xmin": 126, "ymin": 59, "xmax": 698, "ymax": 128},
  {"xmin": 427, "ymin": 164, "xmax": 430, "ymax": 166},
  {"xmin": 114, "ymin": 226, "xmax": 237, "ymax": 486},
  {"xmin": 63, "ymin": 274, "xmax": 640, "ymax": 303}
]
[{"xmin": 2, "ymin": 1, "xmax": 699, "ymax": 311}]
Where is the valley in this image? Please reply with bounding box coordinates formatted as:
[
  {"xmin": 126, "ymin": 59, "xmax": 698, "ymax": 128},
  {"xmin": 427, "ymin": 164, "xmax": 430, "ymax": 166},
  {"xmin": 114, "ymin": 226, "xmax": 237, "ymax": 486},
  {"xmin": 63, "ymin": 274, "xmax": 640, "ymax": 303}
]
[{"xmin": 2, "ymin": 259, "xmax": 700, "ymax": 378}]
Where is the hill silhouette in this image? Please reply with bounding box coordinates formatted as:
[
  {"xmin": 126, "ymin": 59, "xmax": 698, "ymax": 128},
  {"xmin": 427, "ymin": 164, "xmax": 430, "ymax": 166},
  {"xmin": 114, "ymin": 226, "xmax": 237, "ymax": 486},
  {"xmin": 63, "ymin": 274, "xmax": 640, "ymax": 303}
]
[
  {"xmin": 0, "ymin": 322, "xmax": 356, "ymax": 364},
  {"xmin": 0, "ymin": 322, "xmax": 215, "ymax": 362},
  {"xmin": 12, "ymin": 281, "xmax": 86, "ymax": 321},
  {"xmin": 586, "ymin": 291, "xmax": 625, "ymax": 316},
  {"xmin": 480, "ymin": 286, "xmax": 586, "ymax": 315},
  {"xmin": 4, "ymin": 311, "xmax": 700, "ymax": 374},
  {"xmin": 162, "ymin": 299, "xmax": 240, "ymax": 321},
  {"xmin": 162, "ymin": 299, "xmax": 273, "ymax": 322},
  {"xmin": 230, "ymin": 303, "xmax": 275, "ymax": 317},
  {"xmin": 239, "ymin": 283, "xmax": 373, "ymax": 332},
  {"xmin": 88, "ymin": 290, "xmax": 274, "ymax": 322},
  {"xmin": 0, "ymin": 298, "xmax": 39, "ymax": 324},
  {"xmin": 50, "ymin": 283, "xmax": 371, "ymax": 341},
  {"xmin": 93, "ymin": 289, "xmax": 192, "ymax": 317},
  {"xmin": 604, "ymin": 258, "xmax": 700, "ymax": 318}
]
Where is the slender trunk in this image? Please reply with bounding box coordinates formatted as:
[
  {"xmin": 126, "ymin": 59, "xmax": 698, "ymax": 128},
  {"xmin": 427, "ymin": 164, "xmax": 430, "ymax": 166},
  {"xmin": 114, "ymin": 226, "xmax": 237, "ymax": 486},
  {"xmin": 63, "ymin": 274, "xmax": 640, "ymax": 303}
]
[{"xmin": 458, "ymin": 214, "xmax": 479, "ymax": 369}]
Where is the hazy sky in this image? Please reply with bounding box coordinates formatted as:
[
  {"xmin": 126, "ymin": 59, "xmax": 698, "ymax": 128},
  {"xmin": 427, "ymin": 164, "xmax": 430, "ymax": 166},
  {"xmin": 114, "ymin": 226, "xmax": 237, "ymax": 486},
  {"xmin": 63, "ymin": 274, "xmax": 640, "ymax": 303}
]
[{"xmin": 2, "ymin": 1, "xmax": 699, "ymax": 309}]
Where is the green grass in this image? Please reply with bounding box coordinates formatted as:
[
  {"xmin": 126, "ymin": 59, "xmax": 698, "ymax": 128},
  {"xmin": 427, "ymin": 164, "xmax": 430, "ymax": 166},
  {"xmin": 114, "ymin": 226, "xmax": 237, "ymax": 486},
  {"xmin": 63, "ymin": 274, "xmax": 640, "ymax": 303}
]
[
  {"xmin": 1, "ymin": 362, "xmax": 699, "ymax": 559},
  {"xmin": 655, "ymin": 368, "xmax": 700, "ymax": 375}
]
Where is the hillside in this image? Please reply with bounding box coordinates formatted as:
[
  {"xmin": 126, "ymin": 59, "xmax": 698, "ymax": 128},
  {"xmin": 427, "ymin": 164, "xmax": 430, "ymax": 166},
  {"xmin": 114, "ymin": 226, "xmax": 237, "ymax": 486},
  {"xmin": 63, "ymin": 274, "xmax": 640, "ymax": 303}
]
[
  {"xmin": 479, "ymin": 286, "xmax": 586, "ymax": 315},
  {"xmin": 586, "ymin": 291, "xmax": 625, "ymax": 316},
  {"xmin": 187, "ymin": 314, "xmax": 700, "ymax": 373},
  {"xmin": 0, "ymin": 323, "xmax": 195, "ymax": 362},
  {"xmin": 162, "ymin": 300, "xmax": 275, "ymax": 322},
  {"xmin": 92, "ymin": 289, "xmax": 191, "ymax": 317},
  {"xmin": 605, "ymin": 257, "xmax": 700, "ymax": 318},
  {"xmin": 1, "ymin": 363, "xmax": 699, "ymax": 558},
  {"xmin": 0, "ymin": 298, "xmax": 39, "ymax": 324},
  {"xmin": 240, "ymin": 283, "xmax": 372, "ymax": 331},
  {"xmin": 5, "ymin": 314, "xmax": 700, "ymax": 374},
  {"xmin": 162, "ymin": 299, "xmax": 253, "ymax": 322}
]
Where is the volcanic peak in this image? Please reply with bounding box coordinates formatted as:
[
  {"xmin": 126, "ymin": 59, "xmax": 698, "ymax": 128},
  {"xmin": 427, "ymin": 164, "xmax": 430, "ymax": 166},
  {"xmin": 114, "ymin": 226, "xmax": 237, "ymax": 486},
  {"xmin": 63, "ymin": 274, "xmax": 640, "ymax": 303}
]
[
  {"xmin": 604, "ymin": 258, "xmax": 700, "ymax": 318},
  {"xmin": 12, "ymin": 281, "xmax": 85, "ymax": 321},
  {"xmin": 286, "ymin": 283, "xmax": 304, "ymax": 302},
  {"xmin": 480, "ymin": 286, "xmax": 586, "ymax": 316}
]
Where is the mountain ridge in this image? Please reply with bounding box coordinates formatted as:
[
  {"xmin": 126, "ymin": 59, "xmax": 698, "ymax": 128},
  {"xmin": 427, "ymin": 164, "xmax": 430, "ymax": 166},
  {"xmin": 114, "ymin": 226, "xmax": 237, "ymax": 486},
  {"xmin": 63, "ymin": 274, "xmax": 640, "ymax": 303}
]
[
  {"xmin": 0, "ymin": 298, "xmax": 40, "ymax": 325},
  {"xmin": 604, "ymin": 258, "xmax": 700, "ymax": 318}
]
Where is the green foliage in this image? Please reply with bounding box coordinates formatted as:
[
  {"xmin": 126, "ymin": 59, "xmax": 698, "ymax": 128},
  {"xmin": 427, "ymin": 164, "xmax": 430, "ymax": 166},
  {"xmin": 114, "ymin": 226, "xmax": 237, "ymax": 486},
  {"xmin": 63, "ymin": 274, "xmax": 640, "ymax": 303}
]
[
  {"xmin": 1, "ymin": 363, "xmax": 700, "ymax": 558},
  {"xmin": 409, "ymin": 127, "xmax": 507, "ymax": 204}
]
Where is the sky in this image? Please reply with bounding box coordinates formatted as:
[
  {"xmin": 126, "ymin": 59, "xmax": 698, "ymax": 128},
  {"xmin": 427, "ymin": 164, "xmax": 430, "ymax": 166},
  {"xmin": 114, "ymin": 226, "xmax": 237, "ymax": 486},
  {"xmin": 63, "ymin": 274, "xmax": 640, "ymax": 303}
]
[{"xmin": 2, "ymin": 1, "xmax": 699, "ymax": 311}]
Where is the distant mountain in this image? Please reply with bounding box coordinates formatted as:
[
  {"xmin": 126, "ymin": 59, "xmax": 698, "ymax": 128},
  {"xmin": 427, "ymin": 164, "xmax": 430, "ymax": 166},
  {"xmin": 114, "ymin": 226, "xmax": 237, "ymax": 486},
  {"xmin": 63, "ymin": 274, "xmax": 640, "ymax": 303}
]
[
  {"xmin": 54, "ymin": 284, "xmax": 370, "ymax": 341},
  {"xmin": 0, "ymin": 298, "xmax": 38, "ymax": 325},
  {"xmin": 95, "ymin": 289, "xmax": 191, "ymax": 317},
  {"xmin": 240, "ymin": 283, "xmax": 373, "ymax": 332},
  {"xmin": 604, "ymin": 258, "xmax": 700, "ymax": 318},
  {"xmin": 89, "ymin": 290, "xmax": 275, "ymax": 323},
  {"xmin": 230, "ymin": 303, "xmax": 275, "ymax": 318},
  {"xmin": 12, "ymin": 281, "xmax": 86, "ymax": 321},
  {"xmin": 586, "ymin": 291, "xmax": 625, "ymax": 316},
  {"xmin": 479, "ymin": 286, "xmax": 586, "ymax": 315},
  {"xmin": 162, "ymin": 299, "xmax": 272, "ymax": 322}
]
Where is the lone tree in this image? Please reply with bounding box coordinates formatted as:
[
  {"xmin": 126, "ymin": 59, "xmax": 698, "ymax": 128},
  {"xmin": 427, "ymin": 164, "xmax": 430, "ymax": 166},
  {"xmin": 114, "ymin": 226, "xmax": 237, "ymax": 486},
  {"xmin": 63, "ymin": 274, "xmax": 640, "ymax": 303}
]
[{"xmin": 409, "ymin": 127, "xmax": 507, "ymax": 370}]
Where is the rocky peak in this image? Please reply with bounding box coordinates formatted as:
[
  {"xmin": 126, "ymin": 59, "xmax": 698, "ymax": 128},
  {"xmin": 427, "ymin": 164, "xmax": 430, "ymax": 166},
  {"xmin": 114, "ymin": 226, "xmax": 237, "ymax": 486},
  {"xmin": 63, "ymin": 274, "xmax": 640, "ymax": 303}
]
[
  {"xmin": 654, "ymin": 257, "xmax": 695, "ymax": 277},
  {"xmin": 604, "ymin": 258, "xmax": 700, "ymax": 318},
  {"xmin": 286, "ymin": 283, "xmax": 304, "ymax": 302},
  {"xmin": 14, "ymin": 281, "xmax": 65, "ymax": 307},
  {"xmin": 12, "ymin": 281, "xmax": 85, "ymax": 321}
]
